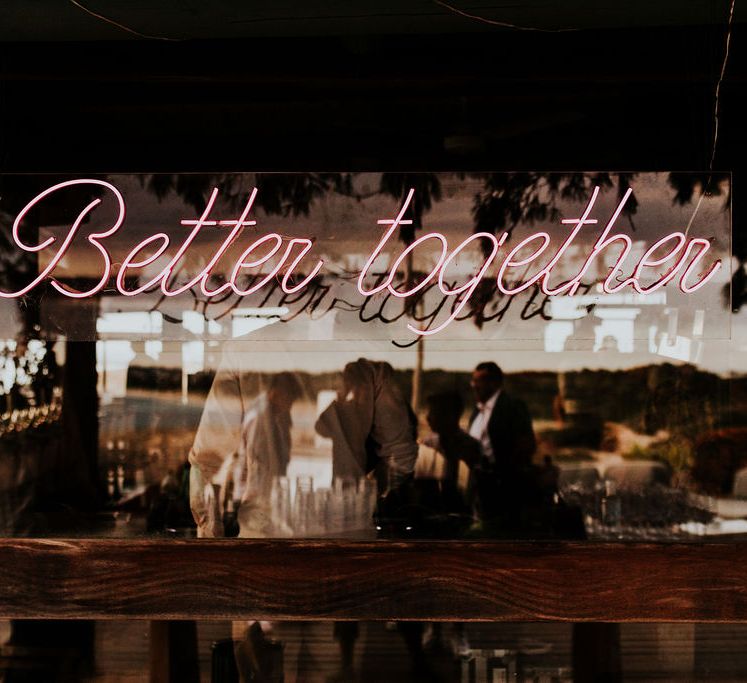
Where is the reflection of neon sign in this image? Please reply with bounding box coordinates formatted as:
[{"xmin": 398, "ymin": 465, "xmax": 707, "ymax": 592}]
[{"xmin": 1, "ymin": 179, "xmax": 722, "ymax": 336}]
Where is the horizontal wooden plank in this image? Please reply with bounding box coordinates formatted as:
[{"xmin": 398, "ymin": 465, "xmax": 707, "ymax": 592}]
[{"xmin": 0, "ymin": 540, "xmax": 746, "ymax": 622}]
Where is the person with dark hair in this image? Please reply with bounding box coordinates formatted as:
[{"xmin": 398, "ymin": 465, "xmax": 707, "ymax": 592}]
[
  {"xmin": 469, "ymin": 362, "xmax": 536, "ymax": 530},
  {"xmin": 417, "ymin": 391, "xmax": 480, "ymax": 512},
  {"xmin": 314, "ymin": 358, "xmax": 418, "ymax": 489},
  {"xmin": 474, "ymin": 361, "xmax": 503, "ymax": 384}
]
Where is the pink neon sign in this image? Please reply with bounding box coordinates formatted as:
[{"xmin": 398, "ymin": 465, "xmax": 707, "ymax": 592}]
[{"xmin": 0, "ymin": 179, "xmax": 722, "ymax": 336}]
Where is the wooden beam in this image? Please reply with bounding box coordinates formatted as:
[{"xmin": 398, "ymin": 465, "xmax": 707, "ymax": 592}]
[{"xmin": 0, "ymin": 540, "xmax": 745, "ymax": 622}]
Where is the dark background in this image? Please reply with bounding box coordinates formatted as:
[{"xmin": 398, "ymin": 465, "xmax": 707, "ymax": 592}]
[
  {"xmin": 0, "ymin": 1, "xmax": 740, "ymax": 173},
  {"xmin": 0, "ymin": 1, "xmax": 743, "ymax": 266},
  {"xmin": 0, "ymin": 11, "xmax": 745, "ymax": 674}
]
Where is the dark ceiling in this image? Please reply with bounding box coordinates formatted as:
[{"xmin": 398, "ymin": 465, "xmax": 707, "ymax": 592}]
[
  {"xmin": 0, "ymin": 1, "xmax": 739, "ymax": 41},
  {"xmin": 0, "ymin": 0, "xmax": 742, "ymax": 177}
]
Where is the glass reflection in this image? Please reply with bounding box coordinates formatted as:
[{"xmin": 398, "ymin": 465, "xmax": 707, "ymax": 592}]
[{"xmin": 0, "ymin": 172, "xmax": 740, "ymax": 540}]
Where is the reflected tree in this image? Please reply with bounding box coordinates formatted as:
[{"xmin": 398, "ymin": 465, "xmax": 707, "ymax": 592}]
[
  {"xmin": 470, "ymin": 172, "xmax": 639, "ymax": 249},
  {"xmin": 140, "ymin": 172, "xmax": 354, "ymax": 217},
  {"xmin": 378, "ymin": 173, "xmax": 442, "ymax": 246}
]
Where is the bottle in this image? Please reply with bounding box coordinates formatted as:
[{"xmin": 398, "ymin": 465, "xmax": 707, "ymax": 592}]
[
  {"xmin": 313, "ymin": 488, "xmax": 331, "ymax": 535},
  {"xmin": 293, "ymin": 476, "xmax": 314, "ymax": 536},
  {"xmin": 329, "ymin": 477, "xmax": 345, "ymax": 533},
  {"xmin": 106, "ymin": 467, "xmax": 117, "ymax": 501},
  {"xmin": 116, "ymin": 439, "xmax": 128, "ymax": 489},
  {"xmin": 270, "ymin": 476, "xmax": 292, "ymax": 536},
  {"xmin": 341, "ymin": 476, "xmax": 356, "ymax": 531},
  {"xmin": 222, "ymin": 480, "xmax": 239, "ymax": 537},
  {"xmin": 601, "ymin": 480, "xmax": 622, "ymax": 529},
  {"xmin": 223, "ymin": 497, "xmax": 239, "ymax": 537},
  {"xmin": 116, "ymin": 464, "xmax": 126, "ymax": 495}
]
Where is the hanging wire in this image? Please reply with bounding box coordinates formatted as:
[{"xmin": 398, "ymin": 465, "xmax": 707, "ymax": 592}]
[
  {"xmin": 685, "ymin": 0, "xmax": 736, "ymax": 237},
  {"xmin": 432, "ymin": 0, "xmax": 579, "ymax": 32},
  {"xmin": 710, "ymin": 0, "xmax": 736, "ymax": 173},
  {"xmin": 68, "ymin": 0, "xmax": 181, "ymax": 41}
]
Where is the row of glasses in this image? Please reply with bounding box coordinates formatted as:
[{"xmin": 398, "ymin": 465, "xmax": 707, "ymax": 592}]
[
  {"xmin": 0, "ymin": 401, "xmax": 62, "ymax": 437},
  {"xmin": 561, "ymin": 480, "xmax": 713, "ymax": 541},
  {"xmin": 270, "ymin": 474, "xmax": 378, "ymax": 537}
]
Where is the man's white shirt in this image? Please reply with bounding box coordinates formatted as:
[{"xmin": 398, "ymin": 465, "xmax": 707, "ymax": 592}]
[{"xmin": 469, "ymin": 389, "xmax": 500, "ymax": 462}]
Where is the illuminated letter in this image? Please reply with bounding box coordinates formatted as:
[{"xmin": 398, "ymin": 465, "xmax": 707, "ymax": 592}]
[
  {"xmin": 357, "ymin": 189, "xmax": 415, "ymax": 296},
  {"xmin": 565, "ymin": 188, "xmax": 634, "ymax": 295},
  {"xmin": 159, "ymin": 188, "xmax": 221, "ymax": 296},
  {"xmin": 199, "ymin": 188, "xmax": 258, "ymax": 297},
  {"xmin": 279, "ymin": 238, "xmax": 324, "ymax": 294},
  {"xmin": 0, "ymin": 178, "xmax": 125, "ymax": 299},
  {"xmin": 116, "ymin": 233, "xmax": 171, "ymax": 296},
  {"xmin": 491, "ymin": 186, "xmax": 602, "ymax": 297},
  {"xmin": 387, "ymin": 231, "xmax": 449, "ymax": 298},
  {"xmin": 409, "ymin": 232, "xmax": 504, "ymax": 336},
  {"xmin": 541, "ymin": 186, "xmax": 600, "ymax": 295},
  {"xmin": 496, "ymin": 232, "xmax": 551, "ymax": 295},
  {"xmin": 629, "ymin": 232, "xmax": 687, "ymax": 294},
  {"xmin": 230, "ymin": 234, "xmax": 284, "ymax": 296},
  {"xmin": 678, "ymin": 238, "xmax": 722, "ymax": 293}
]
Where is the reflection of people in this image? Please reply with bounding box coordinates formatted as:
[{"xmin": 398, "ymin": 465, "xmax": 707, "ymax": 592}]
[
  {"xmin": 469, "ymin": 362, "xmax": 536, "ymax": 526},
  {"xmin": 314, "ymin": 358, "xmax": 419, "ymax": 490},
  {"xmin": 125, "ymin": 340, "xmax": 159, "ymax": 439},
  {"xmin": 417, "ymin": 391, "xmax": 480, "ymax": 515},
  {"xmin": 314, "ymin": 362, "xmax": 371, "ymax": 480},
  {"xmin": 189, "ymin": 362, "xmax": 302, "ymax": 538},
  {"xmin": 416, "ymin": 391, "xmax": 478, "ymax": 657},
  {"xmin": 191, "ymin": 365, "xmax": 304, "ymax": 680},
  {"xmin": 314, "ymin": 359, "xmax": 419, "ymax": 683},
  {"xmin": 469, "ymin": 362, "xmax": 536, "ymax": 471}
]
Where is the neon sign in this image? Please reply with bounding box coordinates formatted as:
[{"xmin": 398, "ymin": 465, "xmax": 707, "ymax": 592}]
[{"xmin": 1, "ymin": 178, "xmax": 722, "ymax": 336}]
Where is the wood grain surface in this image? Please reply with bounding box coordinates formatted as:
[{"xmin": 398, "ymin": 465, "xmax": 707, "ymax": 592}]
[{"xmin": 0, "ymin": 539, "xmax": 745, "ymax": 622}]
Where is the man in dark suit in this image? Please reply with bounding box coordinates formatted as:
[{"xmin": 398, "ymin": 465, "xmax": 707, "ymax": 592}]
[{"xmin": 469, "ymin": 361, "xmax": 537, "ymax": 530}]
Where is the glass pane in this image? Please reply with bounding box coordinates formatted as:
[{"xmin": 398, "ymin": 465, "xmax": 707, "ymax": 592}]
[{"xmin": 0, "ymin": 172, "xmax": 738, "ymax": 540}]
